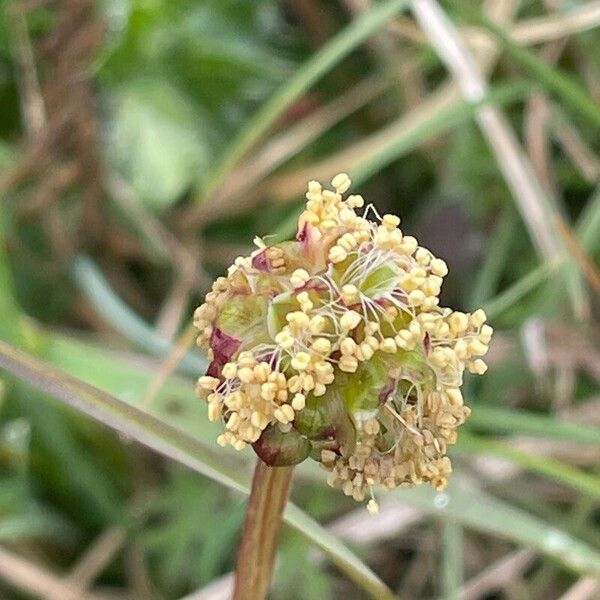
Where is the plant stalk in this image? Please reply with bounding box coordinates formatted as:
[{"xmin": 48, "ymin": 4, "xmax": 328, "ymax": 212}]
[{"xmin": 233, "ymin": 460, "xmax": 293, "ymax": 600}]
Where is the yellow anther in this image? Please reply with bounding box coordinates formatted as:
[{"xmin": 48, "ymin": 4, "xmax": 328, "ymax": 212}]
[
  {"xmin": 359, "ymin": 342, "xmax": 374, "ymax": 361},
  {"xmin": 197, "ymin": 376, "xmax": 219, "ymax": 391},
  {"xmin": 339, "ymin": 355, "xmax": 358, "ymax": 373},
  {"xmin": 275, "ymin": 329, "xmax": 295, "ymax": 349},
  {"xmin": 254, "ymin": 362, "xmax": 271, "ymax": 382},
  {"xmin": 468, "ymin": 359, "xmax": 488, "ymax": 375},
  {"xmin": 430, "ymin": 257, "xmax": 448, "ymax": 277},
  {"xmin": 311, "ymin": 338, "xmax": 332, "ymax": 356},
  {"xmin": 470, "ymin": 308, "xmax": 487, "ymax": 328},
  {"xmin": 400, "ymin": 235, "xmax": 418, "ymax": 254},
  {"xmin": 341, "ymin": 284, "xmax": 359, "ymax": 304},
  {"xmin": 260, "ymin": 382, "xmax": 277, "ymax": 401},
  {"xmin": 382, "ymin": 214, "xmax": 400, "ymax": 230},
  {"xmin": 321, "ymin": 449, "xmax": 337, "ymax": 463},
  {"xmin": 309, "ymin": 315, "xmax": 326, "ymax": 334},
  {"xmin": 346, "ymin": 194, "xmax": 364, "ymax": 208},
  {"xmin": 274, "ymin": 404, "xmax": 295, "ymax": 424},
  {"xmin": 332, "ymin": 172, "xmax": 352, "ymax": 194},
  {"xmin": 364, "ymin": 321, "xmax": 379, "ymax": 335},
  {"xmin": 238, "ymin": 351, "xmax": 256, "ymax": 368},
  {"xmin": 340, "ymin": 310, "xmax": 362, "ymax": 331},
  {"xmin": 207, "ymin": 401, "xmax": 222, "ymax": 421},
  {"xmin": 367, "ymin": 499, "xmax": 379, "ymax": 515},
  {"xmin": 329, "ymin": 245, "xmax": 347, "ymax": 264},
  {"xmin": 381, "ymin": 337, "xmax": 397, "ymax": 353},
  {"xmin": 313, "ymin": 382, "xmax": 327, "ymax": 396},
  {"xmin": 222, "ymin": 363, "xmax": 237, "ymax": 379},
  {"xmin": 468, "ymin": 339, "xmax": 488, "ymax": 356},
  {"xmin": 454, "ymin": 339, "xmax": 468, "ymax": 359},
  {"xmin": 237, "ymin": 367, "xmax": 255, "ymax": 383},
  {"xmin": 340, "ymin": 337, "xmax": 357, "ymax": 356},
  {"xmin": 449, "ymin": 312, "xmax": 469, "ymax": 334},
  {"xmin": 226, "ymin": 412, "xmax": 240, "ymax": 431},
  {"xmin": 291, "ymin": 268, "xmax": 310, "ymax": 289},
  {"xmin": 446, "ymin": 388, "xmax": 463, "ymax": 406},
  {"xmin": 307, "ymin": 180, "xmax": 322, "ymax": 195},
  {"xmin": 415, "ymin": 247, "xmax": 432, "ymax": 265},
  {"xmin": 286, "ymin": 311, "xmax": 310, "ymax": 330},
  {"xmin": 291, "ymin": 352, "xmax": 311, "ymax": 371},
  {"xmin": 339, "ymin": 207, "xmax": 356, "ymax": 225},
  {"xmin": 291, "ymin": 394, "xmax": 306, "ymax": 411},
  {"xmin": 296, "ymin": 291, "xmax": 310, "ymax": 304},
  {"xmin": 480, "ymin": 324, "xmax": 493, "ymax": 343},
  {"xmin": 408, "ymin": 290, "xmax": 426, "ymax": 306}
]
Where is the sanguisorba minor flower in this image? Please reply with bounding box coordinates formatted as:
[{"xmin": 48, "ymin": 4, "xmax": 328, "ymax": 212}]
[{"xmin": 194, "ymin": 174, "xmax": 492, "ymax": 512}]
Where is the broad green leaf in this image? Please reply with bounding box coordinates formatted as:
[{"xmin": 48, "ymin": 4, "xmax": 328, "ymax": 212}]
[{"xmin": 108, "ymin": 79, "xmax": 210, "ymax": 209}]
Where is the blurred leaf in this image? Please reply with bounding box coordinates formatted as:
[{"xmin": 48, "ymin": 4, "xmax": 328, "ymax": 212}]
[
  {"xmin": 70, "ymin": 255, "xmax": 207, "ymax": 376},
  {"xmin": 0, "ymin": 239, "xmax": 22, "ymax": 345},
  {"xmin": 142, "ymin": 471, "xmax": 243, "ymax": 590},
  {"xmin": 394, "ymin": 478, "xmax": 600, "ymax": 578},
  {"xmin": 466, "ymin": 406, "xmax": 600, "ymax": 445},
  {"xmin": 44, "ymin": 333, "xmax": 212, "ymax": 432},
  {"xmin": 202, "ymin": 0, "xmax": 412, "ymax": 200},
  {"xmin": 473, "ymin": 13, "xmax": 600, "ymax": 130},
  {"xmin": 108, "ymin": 79, "xmax": 210, "ymax": 209},
  {"xmin": 274, "ymin": 531, "xmax": 332, "ymax": 600},
  {"xmin": 456, "ymin": 434, "xmax": 600, "ymax": 501}
]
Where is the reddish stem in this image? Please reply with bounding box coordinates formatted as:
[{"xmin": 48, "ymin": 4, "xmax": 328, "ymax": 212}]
[{"xmin": 233, "ymin": 460, "xmax": 293, "ymax": 600}]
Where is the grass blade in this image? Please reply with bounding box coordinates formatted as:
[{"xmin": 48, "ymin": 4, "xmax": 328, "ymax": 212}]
[
  {"xmin": 200, "ymin": 0, "xmax": 411, "ymax": 203},
  {"xmin": 474, "ymin": 14, "xmax": 600, "ymax": 130},
  {"xmin": 394, "ymin": 479, "xmax": 600, "ymax": 578},
  {"xmin": 456, "ymin": 434, "xmax": 600, "ymax": 501},
  {"xmin": 71, "ymin": 255, "xmax": 207, "ymax": 377},
  {"xmin": 467, "ymin": 406, "xmax": 600, "ymax": 446},
  {"xmin": 0, "ymin": 340, "xmax": 396, "ymax": 600}
]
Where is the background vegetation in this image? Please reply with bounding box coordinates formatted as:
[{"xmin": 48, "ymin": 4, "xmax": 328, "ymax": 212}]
[{"xmin": 0, "ymin": 0, "xmax": 599, "ymax": 598}]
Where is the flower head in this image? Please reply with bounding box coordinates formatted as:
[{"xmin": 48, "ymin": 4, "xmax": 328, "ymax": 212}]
[{"xmin": 194, "ymin": 174, "xmax": 492, "ymax": 507}]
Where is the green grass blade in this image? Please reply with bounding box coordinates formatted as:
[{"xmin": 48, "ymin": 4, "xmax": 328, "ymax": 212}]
[
  {"xmin": 270, "ymin": 81, "xmax": 531, "ymax": 242},
  {"xmin": 71, "ymin": 255, "xmax": 207, "ymax": 376},
  {"xmin": 466, "ymin": 406, "xmax": 600, "ymax": 445},
  {"xmin": 394, "ymin": 479, "xmax": 600, "ymax": 578},
  {"xmin": 351, "ymin": 80, "xmax": 533, "ymax": 187},
  {"xmin": 482, "ymin": 261, "xmax": 560, "ymax": 320},
  {"xmin": 456, "ymin": 434, "xmax": 600, "ymax": 501},
  {"xmin": 482, "ymin": 182, "xmax": 600, "ymax": 321},
  {"xmin": 577, "ymin": 184, "xmax": 600, "ymax": 251},
  {"xmin": 474, "ymin": 15, "xmax": 600, "ymax": 130},
  {"xmin": 441, "ymin": 519, "xmax": 462, "ymax": 600},
  {"xmin": 284, "ymin": 505, "xmax": 397, "ymax": 600},
  {"xmin": 469, "ymin": 208, "xmax": 516, "ymax": 307},
  {"xmin": 201, "ymin": 0, "xmax": 411, "ymax": 201},
  {"xmin": 0, "ymin": 340, "xmax": 396, "ymax": 600}
]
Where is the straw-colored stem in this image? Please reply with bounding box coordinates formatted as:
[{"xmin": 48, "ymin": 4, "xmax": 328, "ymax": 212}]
[{"xmin": 233, "ymin": 460, "xmax": 293, "ymax": 600}]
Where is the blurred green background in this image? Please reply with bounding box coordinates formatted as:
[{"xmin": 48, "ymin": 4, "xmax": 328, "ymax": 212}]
[{"xmin": 0, "ymin": 0, "xmax": 599, "ymax": 598}]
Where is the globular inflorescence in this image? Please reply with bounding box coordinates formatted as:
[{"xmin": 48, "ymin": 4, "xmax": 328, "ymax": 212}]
[{"xmin": 194, "ymin": 174, "xmax": 492, "ymax": 512}]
